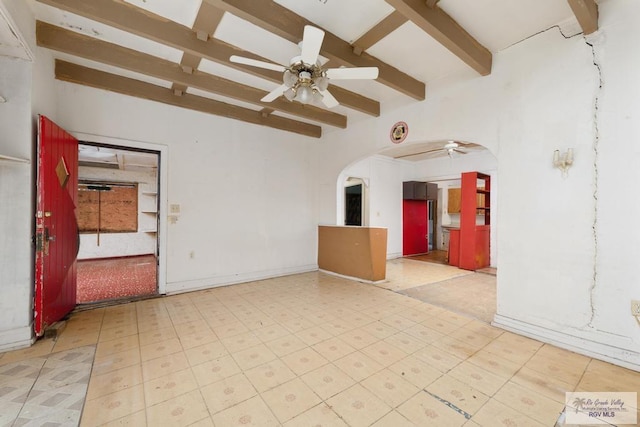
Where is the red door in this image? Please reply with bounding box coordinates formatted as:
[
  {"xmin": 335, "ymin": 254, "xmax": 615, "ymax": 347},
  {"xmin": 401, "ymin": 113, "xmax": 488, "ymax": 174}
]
[
  {"xmin": 34, "ymin": 116, "xmax": 79, "ymax": 336},
  {"xmin": 402, "ymin": 200, "xmax": 428, "ymax": 256}
]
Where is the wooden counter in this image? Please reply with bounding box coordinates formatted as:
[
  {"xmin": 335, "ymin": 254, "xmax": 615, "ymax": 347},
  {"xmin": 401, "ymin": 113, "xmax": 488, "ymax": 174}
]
[{"xmin": 318, "ymin": 225, "xmax": 387, "ymax": 282}]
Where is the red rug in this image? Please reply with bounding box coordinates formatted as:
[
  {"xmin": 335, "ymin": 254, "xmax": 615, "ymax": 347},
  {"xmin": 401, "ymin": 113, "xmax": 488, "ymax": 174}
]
[{"xmin": 76, "ymin": 255, "xmax": 157, "ymax": 303}]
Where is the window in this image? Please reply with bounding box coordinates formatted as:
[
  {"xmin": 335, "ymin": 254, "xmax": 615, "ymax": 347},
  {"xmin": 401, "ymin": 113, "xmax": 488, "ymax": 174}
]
[{"xmin": 77, "ymin": 182, "xmax": 138, "ymax": 233}]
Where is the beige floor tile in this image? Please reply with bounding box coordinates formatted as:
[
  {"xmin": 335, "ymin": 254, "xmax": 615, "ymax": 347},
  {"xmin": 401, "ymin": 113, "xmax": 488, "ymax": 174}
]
[
  {"xmin": 432, "ymin": 336, "xmax": 484, "ymax": 360},
  {"xmin": 296, "ymin": 325, "xmax": 335, "ymax": 346},
  {"xmin": 312, "ymin": 337, "xmax": 356, "ymax": 362},
  {"xmin": 252, "ymin": 324, "xmax": 291, "ymax": 343},
  {"xmin": 461, "ymin": 320, "xmax": 504, "ymax": 339},
  {"xmin": 230, "ymin": 343, "xmax": 278, "ymax": 371},
  {"xmin": 524, "ymin": 347, "xmax": 589, "ymax": 387},
  {"xmin": 337, "ymin": 328, "xmax": 380, "ymax": 350},
  {"xmin": 200, "ymin": 372, "xmax": 257, "ymax": 414},
  {"xmin": 493, "ymin": 381, "xmax": 565, "ymax": 425},
  {"xmin": 220, "ymin": 331, "xmax": 262, "ymax": 353},
  {"xmin": 139, "ymin": 337, "xmax": 183, "ymax": 362},
  {"xmin": 145, "ymin": 389, "xmax": 210, "ymax": 427},
  {"xmin": 81, "ymin": 384, "xmax": 145, "ymax": 427},
  {"xmin": 326, "ymin": 383, "xmax": 392, "ymax": 427},
  {"xmin": 95, "ymin": 335, "xmax": 140, "ymax": 360},
  {"xmin": 86, "ymin": 364, "xmax": 143, "ymax": 400},
  {"xmin": 189, "ymin": 416, "xmax": 215, "ymax": 426},
  {"xmin": 138, "ymin": 326, "xmax": 178, "ymax": 347},
  {"xmin": 426, "ymin": 375, "xmax": 490, "ymax": 415},
  {"xmin": 300, "ymin": 363, "xmax": 356, "ymax": 400},
  {"xmin": 0, "ymin": 339, "xmax": 55, "ymax": 366},
  {"xmin": 141, "ymin": 351, "xmax": 190, "ymax": 382},
  {"xmin": 97, "ymin": 323, "xmax": 138, "ymax": 342},
  {"xmin": 100, "ymin": 409, "xmax": 146, "ymax": 426},
  {"xmin": 137, "ymin": 315, "xmax": 174, "ymax": 333},
  {"xmin": 384, "ymin": 332, "xmax": 428, "ymax": 354},
  {"xmin": 403, "ymin": 323, "xmax": 445, "ymax": 344},
  {"xmin": 397, "ymin": 391, "xmax": 468, "ymax": 427},
  {"xmin": 577, "ymin": 358, "xmax": 640, "ymax": 393},
  {"xmin": 473, "ymin": 398, "xmax": 547, "ymax": 427},
  {"xmin": 449, "ymin": 328, "xmax": 495, "ymax": 349},
  {"xmin": 281, "ymin": 347, "xmax": 329, "ymax": 376},
  {"xmin": 421, "ymin": 316, "xmax": 461, "ymax": 335},
  {"xmin": 511, "ymin": 367, "xmax": 575, "ymax": 403},
  {"xmin": 447, "ymin": 361, "xmax": 509, "ymax": 396},
  {"xmin": 177, "ymin": 330, "xmax": 219, "ymax": 350},
  {"xmin": 184, "ymin": 340, "xmax": 228, "ymax": 367},
  {"xmin": 91, "ymin": 347, "xmax": 141, "ymax": 377},
  {"xmin": 389, "ymin": 354, "xmax": 443, "ymax": 389},
  {"xmin": 361, "ymin": 340, "xmax": 408, "ymax": 367},
  {"xmin": 380, "ymin": 314, "xmax": 419, "ymax": 331},
  {"xmin": 361, "ymin": 368, "xmax": 421, "ymax": 408},
  {"xmin": 212, "ymin": 321, "xmax": 249, "ymax": 339},
  {"xmin": 244, "ymin": 359, "xmax": 296, "ymax": 393},
  {"xmin": 211, "ymin": 395, "xmax": 280, "ymax": 427},
  {"xmin": 280, "ymin": 316, "xmax": 318, "ymax": 333},
  {"xmin": 53, "ymin": 328, "xmax": 100, "ymax": 351},
  {"xmin": 191, "ymin": 354, "xmax": 242, "ymax": 387},
  {"xmin": 359, "ymin": 321, "xmax": 399, "ymax": 340},
  {"xmin": 172, "ymin": 319, "xmax": 211, "ymax": 337},
  {"xmin": 264, "ymin": 334, "xmax": 307, "ymax": 357},
  {"xmin": 143, "ymin": 367, "xmax": 198, "ymax": 407},
  {"xmin": 438, "ymin": 310, "xmax": 473, "ymax": 328},
  {"xmin": 333, "ymin": 351, "xmax": 384, "ymax": 382},
  {"xmin": 261, "ymin": 377, "xmax": 322, "ymax": 423},
  {"xmin": 283, "ymin": 402, "xmax": 348, "ymax": 427},
  {"xmin": 370, "ymin": 410, "xmax": 415, "ymax": 427},
  {"xmin": 466, "ymin": 349, "xmax": 523, "ymax": 380}
]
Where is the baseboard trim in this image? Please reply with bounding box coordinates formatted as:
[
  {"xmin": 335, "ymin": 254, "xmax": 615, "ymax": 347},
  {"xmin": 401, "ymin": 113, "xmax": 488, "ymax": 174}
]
[
  {"xmin": 492, "ymin": 314, "xmax": 640, "ymax": 372},
  {"xmin": 0, "ymin": 325, "xmax": 34, "ymax": 353},
  {"xmin": 165, "ymin": 264, "xmax": 318, "ymax": 295}
]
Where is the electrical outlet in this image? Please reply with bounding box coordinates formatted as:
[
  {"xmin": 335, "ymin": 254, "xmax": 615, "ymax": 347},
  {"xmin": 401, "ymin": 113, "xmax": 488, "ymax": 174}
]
[{"xmin": 632, "ymin": 300, "xmax": 640, "ymax": 316}]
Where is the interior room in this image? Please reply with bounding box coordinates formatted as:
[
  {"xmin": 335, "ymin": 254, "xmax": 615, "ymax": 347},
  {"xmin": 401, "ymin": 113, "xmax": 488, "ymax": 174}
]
[{"xmin": 1, "ymin": 0, "xmax": 639, "ymax": 425}]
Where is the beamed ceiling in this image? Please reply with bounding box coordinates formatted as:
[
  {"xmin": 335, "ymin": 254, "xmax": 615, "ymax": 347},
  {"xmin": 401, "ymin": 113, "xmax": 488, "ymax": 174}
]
[{"xmin": 30, "ymin": 0, "xmax": 599, "ymax": 140}]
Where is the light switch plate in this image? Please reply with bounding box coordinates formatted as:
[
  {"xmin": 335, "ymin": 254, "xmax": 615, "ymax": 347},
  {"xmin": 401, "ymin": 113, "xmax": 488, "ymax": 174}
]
[
  {"xmin": 170, "ymin": 204, "xmax": 180, "ymax": 214},
  {"xmin": 632, "ymin": 300, "xmax": 640, "ymax": 316}
]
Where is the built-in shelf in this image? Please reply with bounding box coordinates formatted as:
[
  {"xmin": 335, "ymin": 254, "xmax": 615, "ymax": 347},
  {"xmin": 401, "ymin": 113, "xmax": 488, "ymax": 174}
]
[
  {"xmin": 141, "ymin": 210, "xmax": 157, "ymax": 214},
  {"xmin": 140, "ymin": 229, "xmax": 157, "ymax": 233},
  {"xmin": 0, "ymin": 154, "xmax": 30, "ymax": 164},
  {"xmin": 142, "ymin": 191, "xmax": 157, "ymax": 195}
]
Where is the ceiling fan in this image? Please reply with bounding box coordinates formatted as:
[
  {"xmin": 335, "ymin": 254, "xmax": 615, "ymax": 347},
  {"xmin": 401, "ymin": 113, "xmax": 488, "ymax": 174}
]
[
  {"xmin": 396, "ymin": 141, "xmax": 479, "ymax": 159},
  {"xmin": 230, "ymin": 25, "xmax": 379, "ymax": 108}
]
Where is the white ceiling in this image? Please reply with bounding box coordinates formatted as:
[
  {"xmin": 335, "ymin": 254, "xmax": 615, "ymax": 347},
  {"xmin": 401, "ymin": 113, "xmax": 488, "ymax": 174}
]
[{"xmin": 22, "ymin": 0, "xmax": 587, "ymax": 154}]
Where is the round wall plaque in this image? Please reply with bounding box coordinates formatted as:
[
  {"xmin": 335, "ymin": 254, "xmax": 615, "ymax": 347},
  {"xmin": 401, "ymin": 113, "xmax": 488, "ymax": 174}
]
[{"xmin": 390, "ymin": 121, "xmax": 408, "ymax": 144}]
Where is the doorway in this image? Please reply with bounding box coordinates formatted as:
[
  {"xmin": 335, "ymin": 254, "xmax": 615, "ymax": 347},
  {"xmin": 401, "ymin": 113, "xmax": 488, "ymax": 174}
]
[{"xmin": 76, "ymin": 143, "xmax": 160, "ymax": 304}]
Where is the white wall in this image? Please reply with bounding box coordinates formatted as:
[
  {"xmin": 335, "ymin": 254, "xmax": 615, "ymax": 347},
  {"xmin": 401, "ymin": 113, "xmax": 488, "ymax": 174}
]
[
  {"xmin": 318, "ymin": 0, "xmax": 640, "ymax": 370},
  {"xmin": 77, "ymin": 166, "xmax": 158, "ymax": 260},
  {"xmin": 0, "ymin": 0, "xmax": 36, "ymax": 351},
  {"xmin": 339, "ymin": 156, "xmax": 404, "ymax": 258},
  {"xmin": 54, "ymin": 82, "xmax": 320, "ymax": 294}
]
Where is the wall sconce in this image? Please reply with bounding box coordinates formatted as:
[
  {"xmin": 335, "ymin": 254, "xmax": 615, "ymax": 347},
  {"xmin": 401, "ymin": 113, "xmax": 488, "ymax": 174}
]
[{"xmin": 553, "ymin": 148, "xmax": 573, "ymax": 177}]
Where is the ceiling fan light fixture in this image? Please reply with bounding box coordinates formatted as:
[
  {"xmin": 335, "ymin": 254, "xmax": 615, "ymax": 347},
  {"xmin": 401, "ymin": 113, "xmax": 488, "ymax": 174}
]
[
  {"xmin": 315, "ymin": 75, "xmax": 329, "ymax": 91},
  {"xmin": 284, "ymin": 87, "xmax": 296, "ymax": 101},
  {"xmin": 295, "ymin": 85, "xmax": 313, "ymax": 104},
  {"xmin": 283, "ymin": 70, "xmax": 297, "ymax": 87}
]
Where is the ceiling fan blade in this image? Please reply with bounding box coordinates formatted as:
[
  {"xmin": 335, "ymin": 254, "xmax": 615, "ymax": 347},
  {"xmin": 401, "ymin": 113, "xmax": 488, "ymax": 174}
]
[
  {"xmin": 319, "ymin": 89, "xmax": 339, "ymax": 108},
  {"xmin": 326, "ymin": 67, "xmax": 379, "ymax": 80},
  {"xmin": 261, "ymin": 84, "xmax": 288, "ymax": 102},
  {"xmin": 230, "ymin": 55, "xmax": 286, "ymax": 72},
  {"xmin": 453, "ymin": 148, "xmax": 467, "ymax": 154},
  {"xmin": 300, "ymin": 25, "xmax": 325, "ymax": 65}
]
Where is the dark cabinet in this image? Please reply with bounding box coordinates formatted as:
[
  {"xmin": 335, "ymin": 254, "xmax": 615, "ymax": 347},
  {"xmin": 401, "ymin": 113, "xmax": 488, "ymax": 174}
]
[{"xmin": 403, "ymin": 181, "xmax": 437, "ymax": 200}]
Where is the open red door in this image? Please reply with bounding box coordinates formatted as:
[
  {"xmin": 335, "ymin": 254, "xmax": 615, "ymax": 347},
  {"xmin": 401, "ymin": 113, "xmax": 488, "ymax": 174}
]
[{"xmin": 34, "ymin": 116, "xmax": 79, "ymax": 336}]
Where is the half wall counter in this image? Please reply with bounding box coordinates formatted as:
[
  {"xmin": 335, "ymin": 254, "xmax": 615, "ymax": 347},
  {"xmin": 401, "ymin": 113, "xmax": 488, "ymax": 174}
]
[{"xmin": 318, "ymin": 225, "xmax": 388, "ymax": 282}]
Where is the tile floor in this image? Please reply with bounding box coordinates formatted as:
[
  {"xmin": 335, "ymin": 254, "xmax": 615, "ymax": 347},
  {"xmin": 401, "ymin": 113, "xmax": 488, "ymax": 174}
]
[
  {"xmin": 1, "ymin": 259, "xmax": 639, "ymax": 426},
  {"xmin": 76, "ymin": 255, "xmax": 157, "ymax": 304}
]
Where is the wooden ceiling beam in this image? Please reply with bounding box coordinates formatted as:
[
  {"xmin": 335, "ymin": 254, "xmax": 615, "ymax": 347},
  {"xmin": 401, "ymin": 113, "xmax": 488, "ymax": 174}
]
[
  {"xmin": 36, "ymin": 0, "xmax": 380, "ymax": 117},
  {"xmin": 205, "ymin": 0, "xmax": 425, "ymax": 100},
  {"xmin": 385, "ymin": 0, "xmax": 492, "ymax": 76},
  {"xmin": 55, "ymin": 60, "xmax": 321, "ymax": 138},
  {"xmin": 567, "ymin": 0, "xmax": 598, "ymax": 35},
  {"xmin": 37, "ymin": 21, "xmax": 346, "ymax": 128},
  {"xmin": 352, "ymin": 11, "xmax": 407, "ymax": 54}
]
